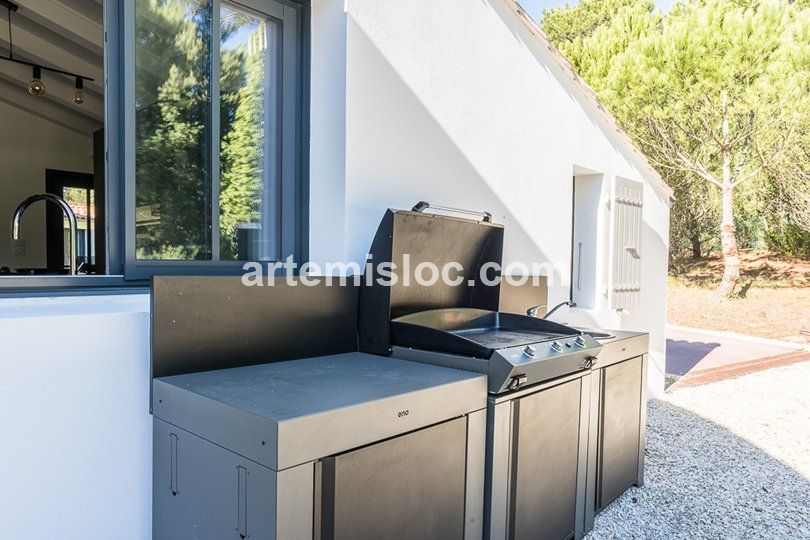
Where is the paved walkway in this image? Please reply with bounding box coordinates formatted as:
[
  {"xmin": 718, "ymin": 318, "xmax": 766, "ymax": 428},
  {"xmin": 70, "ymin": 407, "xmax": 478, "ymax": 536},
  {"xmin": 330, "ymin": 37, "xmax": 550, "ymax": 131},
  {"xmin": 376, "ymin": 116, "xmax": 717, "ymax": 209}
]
[{"xmin": 666, "ymin": 326, "xmax": 809, "ymax": 388}]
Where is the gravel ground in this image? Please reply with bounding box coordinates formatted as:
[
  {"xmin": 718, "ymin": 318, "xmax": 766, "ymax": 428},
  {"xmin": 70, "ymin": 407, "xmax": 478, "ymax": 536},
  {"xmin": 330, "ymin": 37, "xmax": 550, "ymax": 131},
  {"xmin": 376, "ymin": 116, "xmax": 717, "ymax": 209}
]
[{"xmin": 586, "ymin": 362, "xmax": 810, "ymax": 539}]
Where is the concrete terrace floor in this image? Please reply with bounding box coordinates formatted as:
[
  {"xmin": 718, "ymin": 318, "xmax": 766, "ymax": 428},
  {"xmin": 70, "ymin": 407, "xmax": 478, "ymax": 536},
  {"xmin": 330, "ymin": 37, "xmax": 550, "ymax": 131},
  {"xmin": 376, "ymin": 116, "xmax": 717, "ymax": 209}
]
[
  {"xmin": 586, "ymin": 361, "xmax": 810, "ymax": 539},
  {"xmin": 666, "ymin": 326, "xmax": 809, "ymax": 388}
]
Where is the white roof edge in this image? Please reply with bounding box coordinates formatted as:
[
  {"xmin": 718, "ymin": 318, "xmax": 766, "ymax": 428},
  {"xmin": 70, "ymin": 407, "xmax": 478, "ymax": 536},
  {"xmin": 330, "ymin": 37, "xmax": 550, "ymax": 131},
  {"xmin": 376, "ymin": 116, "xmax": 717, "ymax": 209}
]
[{"xmin": 506, "ymin": 0, "xmax": 675, "ymax": 200}]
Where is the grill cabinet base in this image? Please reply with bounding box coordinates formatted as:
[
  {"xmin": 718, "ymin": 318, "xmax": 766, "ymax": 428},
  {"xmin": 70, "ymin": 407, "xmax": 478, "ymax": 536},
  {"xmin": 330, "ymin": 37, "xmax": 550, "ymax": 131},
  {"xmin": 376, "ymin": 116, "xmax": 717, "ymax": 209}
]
[
  {"xmin": 151, "ymin": 353, "xmax": 488, "ymax": 540},
  {"xmin": 483, "ymin": 371, "xmax": 592, "ymax": 540}
]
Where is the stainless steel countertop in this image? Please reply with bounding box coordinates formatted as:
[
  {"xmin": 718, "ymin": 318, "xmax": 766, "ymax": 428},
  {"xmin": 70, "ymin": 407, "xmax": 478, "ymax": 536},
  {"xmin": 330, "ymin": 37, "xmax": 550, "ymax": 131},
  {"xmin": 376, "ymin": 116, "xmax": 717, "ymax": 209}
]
[
  {"xmin": 152, "ymin": 353, "xmax": 487, "ymax": 470},
  {"xmin": 593, "ymin": 329, "xmax": 647, "ymax": 342},
  {"xmin": 582, "ymin": 329, "xmax": 649, "ymax": 368},
  {"xmin": 156, "ymin": 352, "xmax": 482, "ymax": 421}
]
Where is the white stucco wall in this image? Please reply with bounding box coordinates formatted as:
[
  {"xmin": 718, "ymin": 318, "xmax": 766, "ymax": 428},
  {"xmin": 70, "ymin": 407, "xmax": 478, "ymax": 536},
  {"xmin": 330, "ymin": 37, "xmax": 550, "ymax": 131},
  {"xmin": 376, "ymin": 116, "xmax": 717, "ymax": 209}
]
[
  {"xmin": 309, "ymin": 0, "xmax": 670, "ymax": 397},
  {"xmin": 0, "ymin": 294, "xmax": 151, "ymax": 540}
]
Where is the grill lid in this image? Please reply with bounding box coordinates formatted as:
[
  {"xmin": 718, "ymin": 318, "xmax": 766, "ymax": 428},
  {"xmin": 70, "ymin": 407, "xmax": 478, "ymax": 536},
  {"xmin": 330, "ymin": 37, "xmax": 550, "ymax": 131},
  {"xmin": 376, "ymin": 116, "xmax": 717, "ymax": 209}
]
[{"xmin": 359, "ymin": 204, "xmax": 504, "ymax": 354}]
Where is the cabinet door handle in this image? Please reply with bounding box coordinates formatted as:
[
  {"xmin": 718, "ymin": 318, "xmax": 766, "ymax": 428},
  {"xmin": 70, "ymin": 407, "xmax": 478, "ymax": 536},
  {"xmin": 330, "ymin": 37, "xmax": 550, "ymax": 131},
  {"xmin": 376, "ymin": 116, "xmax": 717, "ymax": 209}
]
[
  {"xmin": 169, "ymin": 433, "xmax": 178, "ymax": 496},
  {"xmin": 237, "ymin": 466, "xmax": 248, "ymax": 538}
]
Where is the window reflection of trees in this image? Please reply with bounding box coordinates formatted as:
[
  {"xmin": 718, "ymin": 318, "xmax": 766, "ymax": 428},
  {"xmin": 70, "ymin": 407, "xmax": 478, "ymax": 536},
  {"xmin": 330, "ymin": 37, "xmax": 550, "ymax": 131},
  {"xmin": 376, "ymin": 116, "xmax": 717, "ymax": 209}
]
[
  {"xmin": 220, "ymin": 6, "xmax": 266, "ymax": 261},
  {"xmin": 135, "ymin": 0, "xmax": 268, "ymax": 262}
]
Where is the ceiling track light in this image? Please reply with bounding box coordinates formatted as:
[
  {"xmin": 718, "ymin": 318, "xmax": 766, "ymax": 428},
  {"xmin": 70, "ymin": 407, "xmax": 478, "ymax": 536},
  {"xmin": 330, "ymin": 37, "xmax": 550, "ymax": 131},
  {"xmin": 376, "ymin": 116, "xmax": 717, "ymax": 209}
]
[
  {"xmin": 73, "ymin": 77, "xmax": 84, "ymax": 104},
  {"xmin": 28, "ymin": 65, "xmax": 45, "ymax": 96},
  {"xmin": 1, "ymin": 0, "xmax": 93, "ymax": 103}
]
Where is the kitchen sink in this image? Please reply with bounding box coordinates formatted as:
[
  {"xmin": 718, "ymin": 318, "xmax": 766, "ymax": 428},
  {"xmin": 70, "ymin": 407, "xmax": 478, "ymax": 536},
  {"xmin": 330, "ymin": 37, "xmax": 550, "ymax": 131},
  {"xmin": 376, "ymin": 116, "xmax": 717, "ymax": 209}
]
[{"xmin": 575, "ymin": 329, "xmax": 615, "ymax": 340}]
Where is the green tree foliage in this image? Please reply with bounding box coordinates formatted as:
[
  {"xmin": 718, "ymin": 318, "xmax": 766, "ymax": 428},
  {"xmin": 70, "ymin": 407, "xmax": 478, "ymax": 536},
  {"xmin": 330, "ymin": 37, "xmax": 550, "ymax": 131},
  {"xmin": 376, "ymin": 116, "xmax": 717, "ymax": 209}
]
[
  {"xmin": 542, "ymin": 0, "xmax": 650, "ymax": 48},
  {"xmin": 219, "ymin": 16, "xmax": 266, "ymax": 260},
  {"xmin": 669, "ymin": 176, "xmax": 721, "ymax": 258},
  {"xmin": 761, "ymin": 6, "xmax": 810, "ymax": 255},
  {"xmin": 135, "ymin": 0, "xmax": 213, "ymax": 260},
  {"xmin": 542, "ymin": 0, "xmax": 810, "ymax": 275},
  {"xmin": 542, "ymin": 0, "xmax": 659, "ymax": 91}
]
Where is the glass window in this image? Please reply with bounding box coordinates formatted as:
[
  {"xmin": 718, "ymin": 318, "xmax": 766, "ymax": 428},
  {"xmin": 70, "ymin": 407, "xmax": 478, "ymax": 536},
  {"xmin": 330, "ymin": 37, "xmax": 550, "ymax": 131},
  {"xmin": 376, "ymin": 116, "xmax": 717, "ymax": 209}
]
[
  {"xmin": 135, "ymin": 0, "xmax": 213, "ymax": 261},
  {"xmin": 133, "ymin": 0, "xmax": 285, "ymax": 265},
  {"xmin": 219, "ymin": 3, "xmax": 280, "ymax": 261},
  {"xmin": 61, "ymin": 186, "xmax": 96, "ymax": 267}
]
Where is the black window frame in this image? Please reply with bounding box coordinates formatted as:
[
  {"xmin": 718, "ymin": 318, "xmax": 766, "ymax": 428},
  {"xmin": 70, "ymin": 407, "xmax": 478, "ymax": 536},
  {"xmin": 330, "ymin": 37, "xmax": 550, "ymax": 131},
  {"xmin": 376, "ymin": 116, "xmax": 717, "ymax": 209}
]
[
  {"xmin": 0, "ymin": 0, "xmax": 309, "ymax": 294},
  {"xmin": 121, "ymin": 0, "xmax": 309, "ymax": 280}
]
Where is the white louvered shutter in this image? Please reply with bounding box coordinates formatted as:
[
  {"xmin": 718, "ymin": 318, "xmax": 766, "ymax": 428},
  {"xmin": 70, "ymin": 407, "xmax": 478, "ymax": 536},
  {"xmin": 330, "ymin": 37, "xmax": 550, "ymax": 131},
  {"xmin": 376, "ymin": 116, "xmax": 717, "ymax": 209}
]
[{"xmin": 609, "ymin": 178, "xmax": 643, "ymax": 310}]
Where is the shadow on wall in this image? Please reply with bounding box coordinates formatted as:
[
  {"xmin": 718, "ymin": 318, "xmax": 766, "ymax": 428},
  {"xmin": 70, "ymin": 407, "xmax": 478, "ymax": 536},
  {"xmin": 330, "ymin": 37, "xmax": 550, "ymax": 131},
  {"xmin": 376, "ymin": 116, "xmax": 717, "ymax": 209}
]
[
  {"xmin": 344, "ymin": 1, "xmax": 670, "ymax": 359},
  {"xmin": 479, "ymin": 0, "xmax": 672, "ymax": 389},
  {"xmin": 482, "ymin": 0, "xmax": 672, "ymax": 312},
  {"xmin": 487, "ymin": 0, "xmax": 671, "ymax": 211},
  {"xmin": 588, "ymin": 399, "xmax": 810, "ymax": 539},
  {"xmin": 665, "ymin": 339, "xmax": 722, "ymax": 376},
  {"xmin": 345, "ymin": 16, "xmax": 562, "ymax": 284}
]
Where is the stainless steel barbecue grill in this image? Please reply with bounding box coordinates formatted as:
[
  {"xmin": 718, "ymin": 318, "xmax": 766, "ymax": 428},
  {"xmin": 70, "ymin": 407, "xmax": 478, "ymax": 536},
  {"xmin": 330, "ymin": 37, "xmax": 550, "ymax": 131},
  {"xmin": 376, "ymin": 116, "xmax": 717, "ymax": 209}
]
[
  {"xmin": 359, "ymin": 203, "xmax": 605, "ymax": 540},
  {"xmin": 391, "ymin": 307, "xmax": 601, "ymax": 393},
  {"xmin": 359, "ymin": 202, "xmax": 602, "ymax": 394}
]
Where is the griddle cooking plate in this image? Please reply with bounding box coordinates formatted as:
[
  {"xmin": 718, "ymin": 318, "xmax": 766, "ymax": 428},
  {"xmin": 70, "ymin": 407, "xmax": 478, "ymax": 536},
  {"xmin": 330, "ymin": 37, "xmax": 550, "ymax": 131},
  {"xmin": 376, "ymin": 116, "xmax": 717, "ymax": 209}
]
[{"xmin": 391, "ymin": 308, "xmax": 580, "ymax": 358}]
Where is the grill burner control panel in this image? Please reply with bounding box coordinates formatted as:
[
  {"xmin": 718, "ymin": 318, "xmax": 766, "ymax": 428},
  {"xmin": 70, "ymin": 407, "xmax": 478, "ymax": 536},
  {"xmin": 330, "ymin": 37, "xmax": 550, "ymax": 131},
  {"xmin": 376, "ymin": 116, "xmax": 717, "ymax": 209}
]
[
  {"xmin": 491, "ymin": 334, "xmax": 602, "ymax": 393},
  {"xmin": 521, "ymin": 337, "xmax": 593, "ymax": 356},
  {"xmin": 509, "ymin": 335, "xmax": 597, "ymax": 363}
]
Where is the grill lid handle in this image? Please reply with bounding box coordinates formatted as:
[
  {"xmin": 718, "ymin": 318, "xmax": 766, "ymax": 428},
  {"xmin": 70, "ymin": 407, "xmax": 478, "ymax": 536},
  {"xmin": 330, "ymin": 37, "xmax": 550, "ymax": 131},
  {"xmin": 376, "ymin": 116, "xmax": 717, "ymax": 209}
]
[{"xmin": 411, "ymin": 201, "xmax": 493, "ymax": 223}]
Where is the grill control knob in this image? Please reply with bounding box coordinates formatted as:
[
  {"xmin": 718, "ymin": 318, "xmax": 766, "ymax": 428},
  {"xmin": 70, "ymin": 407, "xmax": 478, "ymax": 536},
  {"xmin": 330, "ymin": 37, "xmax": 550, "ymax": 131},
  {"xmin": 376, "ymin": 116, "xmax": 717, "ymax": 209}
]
[
  {"xmin": 508, "ymin": 374, "xmax": 528, "ymax": 390},
  {"xmin": 550, "ymin": 341, "xmax": 563, "ymax": 352},
  {"xmin": 581, "ymin": 356, "xmax": 598, "ymax": 369},
  {"xmin": 574, "ymin": 336, "xmax": 586, "ymax": 347},
  {"xmin": 523, "ymin": 345, "xmax": 536, "ymax": 357}
]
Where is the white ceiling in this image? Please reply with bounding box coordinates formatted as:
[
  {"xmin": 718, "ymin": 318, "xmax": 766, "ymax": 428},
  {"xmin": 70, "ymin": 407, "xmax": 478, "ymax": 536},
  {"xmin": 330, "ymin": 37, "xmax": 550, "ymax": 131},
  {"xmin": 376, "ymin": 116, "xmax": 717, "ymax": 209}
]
[{"xmin": 0, "ymin": 0, "xmax": 103, "ymax": 135}]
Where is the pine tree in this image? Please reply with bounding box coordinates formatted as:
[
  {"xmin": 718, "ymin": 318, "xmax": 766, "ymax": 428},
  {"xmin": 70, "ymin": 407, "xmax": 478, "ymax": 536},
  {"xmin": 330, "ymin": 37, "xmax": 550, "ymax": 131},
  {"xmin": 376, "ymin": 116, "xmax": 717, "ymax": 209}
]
[{"xmin": 543, "ymin": 0, "xmax": 809, "ymax": 297}]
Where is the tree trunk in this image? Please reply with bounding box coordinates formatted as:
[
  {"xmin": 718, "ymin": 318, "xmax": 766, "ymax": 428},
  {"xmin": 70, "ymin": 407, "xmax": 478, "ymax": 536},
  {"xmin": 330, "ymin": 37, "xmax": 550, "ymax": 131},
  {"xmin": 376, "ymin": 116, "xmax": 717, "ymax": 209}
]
[
  {"xmin": 690, "ymin": 233, "xmax": 702, "ymax": 259},
  {"xmin": 716, "ymin": 186, "xmax": 740, "ymax": 297},
  {"xmin": 716, "ymin": 90, "xmax": 740, "ymax": 298}
]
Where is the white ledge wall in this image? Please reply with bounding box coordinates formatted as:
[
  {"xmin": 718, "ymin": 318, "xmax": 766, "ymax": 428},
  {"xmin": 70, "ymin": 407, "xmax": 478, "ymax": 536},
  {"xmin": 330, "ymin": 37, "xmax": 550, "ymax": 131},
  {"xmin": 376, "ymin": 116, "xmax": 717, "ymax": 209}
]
[
  {"xmin": 309, "ymin": 0, "xmax": 669, "ymax": 397},
  {"xmin": 0, "ymin": 294, "xmax": 151, "ymax": 540}
]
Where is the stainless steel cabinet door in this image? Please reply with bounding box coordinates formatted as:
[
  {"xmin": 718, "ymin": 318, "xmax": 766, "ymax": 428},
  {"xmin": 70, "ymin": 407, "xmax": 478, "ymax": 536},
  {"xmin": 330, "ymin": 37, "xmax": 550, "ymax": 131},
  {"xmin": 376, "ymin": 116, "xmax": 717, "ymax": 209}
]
[
  {"xmin": 511, "ymin": 378, "xmax": 582, "ymax": 540},
  {"xmin": 317, "ymin": 417, "xmax": 467, "ymax": 540},
  {"xmin": 598, "ymin": 356, "xmax": 643, "ymax": 510},
  {"xmin": 153, "ymin": 419, "xmax": 278, "ymax": 540}
]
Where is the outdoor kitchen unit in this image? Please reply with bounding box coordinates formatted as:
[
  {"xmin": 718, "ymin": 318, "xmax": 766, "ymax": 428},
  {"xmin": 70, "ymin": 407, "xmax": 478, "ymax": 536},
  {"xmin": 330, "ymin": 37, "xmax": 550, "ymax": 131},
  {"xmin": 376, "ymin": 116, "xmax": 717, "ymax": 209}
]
[
  {"xmin": 150, "ymin": 277, "xmax": 488, "ymax": 540},
  {"xmin": 584, "ymin": 330, "xmax": 649, "ymax": 533},
  {"xmin": 359, "ymin": 204, "xmax": 606, "ymax": 540},
  {"xmin": 498, "ymin": 284, "xmax": 651, "ymax": 538}
]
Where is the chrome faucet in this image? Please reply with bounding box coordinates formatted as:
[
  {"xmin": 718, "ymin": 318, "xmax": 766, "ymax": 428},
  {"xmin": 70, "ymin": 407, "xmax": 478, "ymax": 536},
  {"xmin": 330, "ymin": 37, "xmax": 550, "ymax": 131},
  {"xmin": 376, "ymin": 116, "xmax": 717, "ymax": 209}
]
[
  {"xmin": 526, "ymin": 305, "xmax": 546, "ymax": 318},
  {"xmin": 527, "ymin": 301, "xmax": 576, "ymax": 319},
  {"xmin": 11, "ymin": 194, "xmax": 78, "ymax": 275}
]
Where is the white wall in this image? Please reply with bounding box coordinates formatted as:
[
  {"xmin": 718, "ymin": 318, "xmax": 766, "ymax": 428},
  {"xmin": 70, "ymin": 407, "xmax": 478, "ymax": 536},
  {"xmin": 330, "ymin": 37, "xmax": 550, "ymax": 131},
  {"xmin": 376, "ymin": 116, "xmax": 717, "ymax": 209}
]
[
  {"xmin": 309, "ymin": 0, "xmax": 670, "ymax": 396},
  {"xmin": 309, "ymin": 0, "xmax": 348, "ymax": 266},
  {"xmin": 0, "ymin": 294, "xmax": 151, "ymax": 540},
  {"xmin": 0, "ymin": 101, "xmax": 94, "ymax": 269}
]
